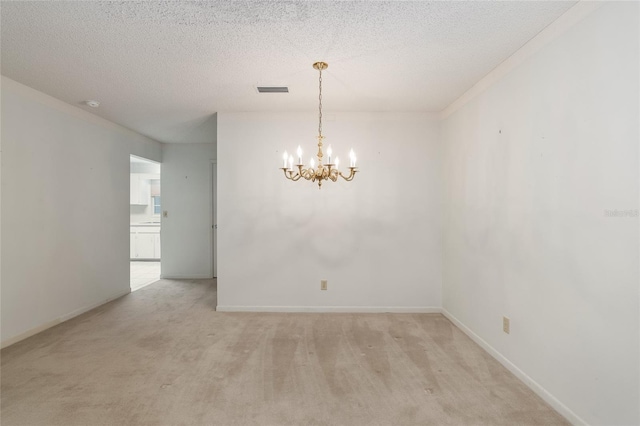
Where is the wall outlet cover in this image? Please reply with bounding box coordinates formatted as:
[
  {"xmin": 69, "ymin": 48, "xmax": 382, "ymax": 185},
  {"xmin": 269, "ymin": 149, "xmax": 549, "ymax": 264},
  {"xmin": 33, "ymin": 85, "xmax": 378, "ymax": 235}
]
[{"xmin": 503, "ymin": 316, "xmax": 510, "ymax": 334}]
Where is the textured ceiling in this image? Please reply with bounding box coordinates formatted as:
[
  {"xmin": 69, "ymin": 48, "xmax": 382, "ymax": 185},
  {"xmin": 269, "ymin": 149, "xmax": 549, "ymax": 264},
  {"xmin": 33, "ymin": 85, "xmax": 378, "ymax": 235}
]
[{"xmin": 1, "ymin": 1, "xmax": 576, "ymax": 143}]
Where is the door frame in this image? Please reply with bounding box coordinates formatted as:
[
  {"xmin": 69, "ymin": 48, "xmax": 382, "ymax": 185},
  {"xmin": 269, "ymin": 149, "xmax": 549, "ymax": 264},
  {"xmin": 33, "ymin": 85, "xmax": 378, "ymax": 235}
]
[
  {"xmin": 210, "ymin": 160, "xmax": 217, "ymax": 278},
  {"xmin": 129, "ymin": 154, "xmax": 162, "ymax": 290}
]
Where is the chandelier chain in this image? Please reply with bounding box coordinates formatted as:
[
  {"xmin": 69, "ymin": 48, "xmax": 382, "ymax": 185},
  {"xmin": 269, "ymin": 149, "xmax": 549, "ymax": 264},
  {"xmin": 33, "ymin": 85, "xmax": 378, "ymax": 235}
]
[{"xmin": 318, "ymin": 66, "xmax": 322, "ymax": 137}]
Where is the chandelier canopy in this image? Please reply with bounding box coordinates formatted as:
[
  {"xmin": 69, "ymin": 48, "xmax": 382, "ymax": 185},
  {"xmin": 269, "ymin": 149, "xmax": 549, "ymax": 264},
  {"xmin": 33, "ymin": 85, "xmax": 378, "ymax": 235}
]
[{"xmin": 280, "ymin": 62, "xmax": 358, "ymax": 189}]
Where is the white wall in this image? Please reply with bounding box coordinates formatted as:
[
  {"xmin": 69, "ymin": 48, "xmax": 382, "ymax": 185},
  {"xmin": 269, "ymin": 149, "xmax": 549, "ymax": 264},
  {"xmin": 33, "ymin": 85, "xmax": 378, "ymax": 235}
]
[
  {"xmin": 1, "ymin": 76, "xmax": 162, "ymax": 347},
  {"xmin": 217, "ymin": 112, "xmax": 441, "ymax": 311},
  {"xmin": 161, "ymin": 143, "xmax": 216, "ymax": 279},
  {"xmin": 441, "ymin": 3, "xmax": 639, "ymax": 425}
]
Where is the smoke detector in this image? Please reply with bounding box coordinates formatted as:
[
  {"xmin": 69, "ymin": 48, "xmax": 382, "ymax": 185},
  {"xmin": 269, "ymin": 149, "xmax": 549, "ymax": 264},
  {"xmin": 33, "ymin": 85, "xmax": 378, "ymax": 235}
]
[{"xmin": 85, "ymin": 100, "xmax": 100, "ymax": 108}]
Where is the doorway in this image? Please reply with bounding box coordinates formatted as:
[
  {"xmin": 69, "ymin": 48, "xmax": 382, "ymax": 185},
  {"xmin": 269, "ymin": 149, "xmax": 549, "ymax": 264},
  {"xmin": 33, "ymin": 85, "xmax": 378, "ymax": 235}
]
[{"xmin": 130, "ymin": 155, "xmax": 161, "ymax": 291}]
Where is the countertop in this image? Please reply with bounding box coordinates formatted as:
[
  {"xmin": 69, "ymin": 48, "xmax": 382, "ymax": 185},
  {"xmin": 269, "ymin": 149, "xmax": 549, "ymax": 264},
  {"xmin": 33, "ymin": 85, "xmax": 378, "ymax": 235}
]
[{"xmin": 131, "ymin": 222, "xmax": 161, "ymax": 227}]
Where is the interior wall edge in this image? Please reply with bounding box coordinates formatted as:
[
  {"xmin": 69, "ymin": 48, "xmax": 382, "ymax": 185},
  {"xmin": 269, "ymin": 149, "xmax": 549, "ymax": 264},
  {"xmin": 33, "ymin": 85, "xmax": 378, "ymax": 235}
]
[
  {"xmin": 0, "ymin": 75, "xmax": 163, "ymax": 147},
  {"xmin": 442, "ymin": 309, "xmax": 586, "ymax": 426},
  {"xmin": 439, "ymin": 0, "xmax": 603, "ymax": 120}
]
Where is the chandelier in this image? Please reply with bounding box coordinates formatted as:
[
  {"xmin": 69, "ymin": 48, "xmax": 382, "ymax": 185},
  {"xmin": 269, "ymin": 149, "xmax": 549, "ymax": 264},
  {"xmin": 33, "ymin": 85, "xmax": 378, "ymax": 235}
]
[{"xmin": 280, "ymin": 62, "xmax": 358, "ymax": 189}]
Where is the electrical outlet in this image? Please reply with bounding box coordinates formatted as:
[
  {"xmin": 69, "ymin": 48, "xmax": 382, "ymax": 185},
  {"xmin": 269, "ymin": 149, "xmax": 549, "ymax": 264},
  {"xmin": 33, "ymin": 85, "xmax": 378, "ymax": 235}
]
[
  {"xmin": 503, "ymin": 317, "xmax": 510, "ymax": 334},
  {"xmin": 321, "ymin": 280, "xmax": 327, "ymax": 291}
]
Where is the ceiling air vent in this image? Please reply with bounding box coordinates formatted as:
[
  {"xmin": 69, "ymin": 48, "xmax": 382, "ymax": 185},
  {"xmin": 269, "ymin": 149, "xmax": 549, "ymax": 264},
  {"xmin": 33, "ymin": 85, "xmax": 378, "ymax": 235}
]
[{"xmin": 257, "ymin": 86, "xmax": 289, "ymax": 93}]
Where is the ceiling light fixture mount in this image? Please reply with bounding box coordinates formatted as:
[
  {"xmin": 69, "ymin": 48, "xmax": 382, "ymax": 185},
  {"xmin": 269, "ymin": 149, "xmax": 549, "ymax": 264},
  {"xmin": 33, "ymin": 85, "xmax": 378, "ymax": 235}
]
[{"xmin": 280, "ymin": 62, "xmax": 358, "ymax": 189}]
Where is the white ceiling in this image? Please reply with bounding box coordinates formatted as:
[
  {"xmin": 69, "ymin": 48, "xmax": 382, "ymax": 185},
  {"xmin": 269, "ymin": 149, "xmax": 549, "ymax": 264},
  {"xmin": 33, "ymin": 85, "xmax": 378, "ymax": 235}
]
[{"xmin": 1, "ymin": 1, "xmax": 576, "ymax": 143}]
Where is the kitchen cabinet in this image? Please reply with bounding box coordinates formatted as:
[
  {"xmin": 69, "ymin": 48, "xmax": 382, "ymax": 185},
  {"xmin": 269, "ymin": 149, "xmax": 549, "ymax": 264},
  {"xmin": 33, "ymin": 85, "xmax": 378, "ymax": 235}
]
[
  {"xmin": 154, "ymin": 234, "xmax": 161, "ymax": 258},
  {"xmin": 130, "ymin": 225, "xmax": 160, "ymax": 259},
  {"xmin": 130, "ymin": 175, "xmax": 150, "ymax": 205},
  {"xmin": 136, "ymin": 233, "xmax": 155, "ymax": 258},
  {"xmin": 130, "ymin": 233, "xmax": 136, "ymax": 258}
]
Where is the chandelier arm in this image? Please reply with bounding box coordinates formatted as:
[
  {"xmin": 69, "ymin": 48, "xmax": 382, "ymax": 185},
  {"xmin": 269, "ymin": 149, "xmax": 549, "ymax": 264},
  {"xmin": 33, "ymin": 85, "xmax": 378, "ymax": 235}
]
[
  {"xmin": 338, "ymin": 168, "xmax": 358, "ymax": 182},
  {"xmin": 300, "ymin": 168, "xmax": 314, "ymax": 180},
  {"xmin": 329, "ymin": 168, "xmax": 339, "ymax": 181},
  {"xmin": 281, "ymin": 168, "xmax": 303, "ymax": 181}
]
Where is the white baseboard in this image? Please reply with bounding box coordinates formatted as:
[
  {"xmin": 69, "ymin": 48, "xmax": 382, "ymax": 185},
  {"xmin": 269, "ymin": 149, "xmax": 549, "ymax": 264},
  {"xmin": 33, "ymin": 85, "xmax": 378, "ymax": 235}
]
[
  {"xmin": 1, "ymin": 288, "xmax": 131, "ymax": 349},
  {"xmin": 216, "ymin": 305, "xmax": 442, "ymax": 313},
  {"xmin": 441, "ymin": 309, "xmax": 586, "ymax": 426},
  {"xmin": 160, "ymin": 275, "xmax": 212, "ymax": 280}
]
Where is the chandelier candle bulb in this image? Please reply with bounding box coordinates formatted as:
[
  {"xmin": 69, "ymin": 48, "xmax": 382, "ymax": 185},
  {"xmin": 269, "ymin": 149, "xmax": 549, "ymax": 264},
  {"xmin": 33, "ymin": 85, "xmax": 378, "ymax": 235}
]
[
  {"xmin": 279, "ymin": 61, "xmax": 358, "ymax": 188},
  {"xmin": 282, "ymin": 151, "xmax": 288, "ymax": 168}
]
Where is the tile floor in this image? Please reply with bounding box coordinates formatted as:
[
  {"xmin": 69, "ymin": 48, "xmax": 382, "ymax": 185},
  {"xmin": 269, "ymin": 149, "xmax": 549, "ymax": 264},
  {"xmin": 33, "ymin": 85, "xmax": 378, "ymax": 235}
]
[{"xmin": 130, "ymin": 261, "xmax": 160, "ymax": 291}]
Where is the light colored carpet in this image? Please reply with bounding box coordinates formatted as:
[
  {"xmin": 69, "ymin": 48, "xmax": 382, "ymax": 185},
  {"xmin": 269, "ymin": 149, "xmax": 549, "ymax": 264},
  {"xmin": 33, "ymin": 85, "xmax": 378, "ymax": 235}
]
[{"xmin": 1, "ymin": 279, "xmax": 568, "ymax": 426}]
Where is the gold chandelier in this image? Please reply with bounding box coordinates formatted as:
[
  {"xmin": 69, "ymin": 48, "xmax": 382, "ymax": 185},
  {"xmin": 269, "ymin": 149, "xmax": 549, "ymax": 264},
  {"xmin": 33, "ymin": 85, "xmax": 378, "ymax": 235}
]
[{"xmin": 280, "ymin": 61, "xmax": 358, "ymax": 189}]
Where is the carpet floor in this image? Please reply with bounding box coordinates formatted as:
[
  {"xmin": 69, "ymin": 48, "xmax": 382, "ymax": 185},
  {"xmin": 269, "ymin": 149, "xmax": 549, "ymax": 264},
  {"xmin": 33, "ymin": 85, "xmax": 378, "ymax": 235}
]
[{"xmin": 1, "ymin": 279, "xmax": 568, "ymax": 426}]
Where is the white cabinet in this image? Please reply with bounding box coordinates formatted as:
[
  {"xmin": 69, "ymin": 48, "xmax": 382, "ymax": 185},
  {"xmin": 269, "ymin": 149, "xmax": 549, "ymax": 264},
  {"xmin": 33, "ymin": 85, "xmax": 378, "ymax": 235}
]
[
  {"xmin": 137, "ymin": 233, "xmax": 155, "ymax": 258},
  {"xmin": 130, "ymin": 233, "xmax": 136, "ymax": 258},
  {"xmin": 130, "ymin": 175, "xmax": 150, "ymax": 205},
  {"xmin": 154, "ymin": 234, "xmax": 161, "ymax": 258},
  {"xmin": 130, "ymin": 226, "xmax": 161, "ymax": 259}
]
